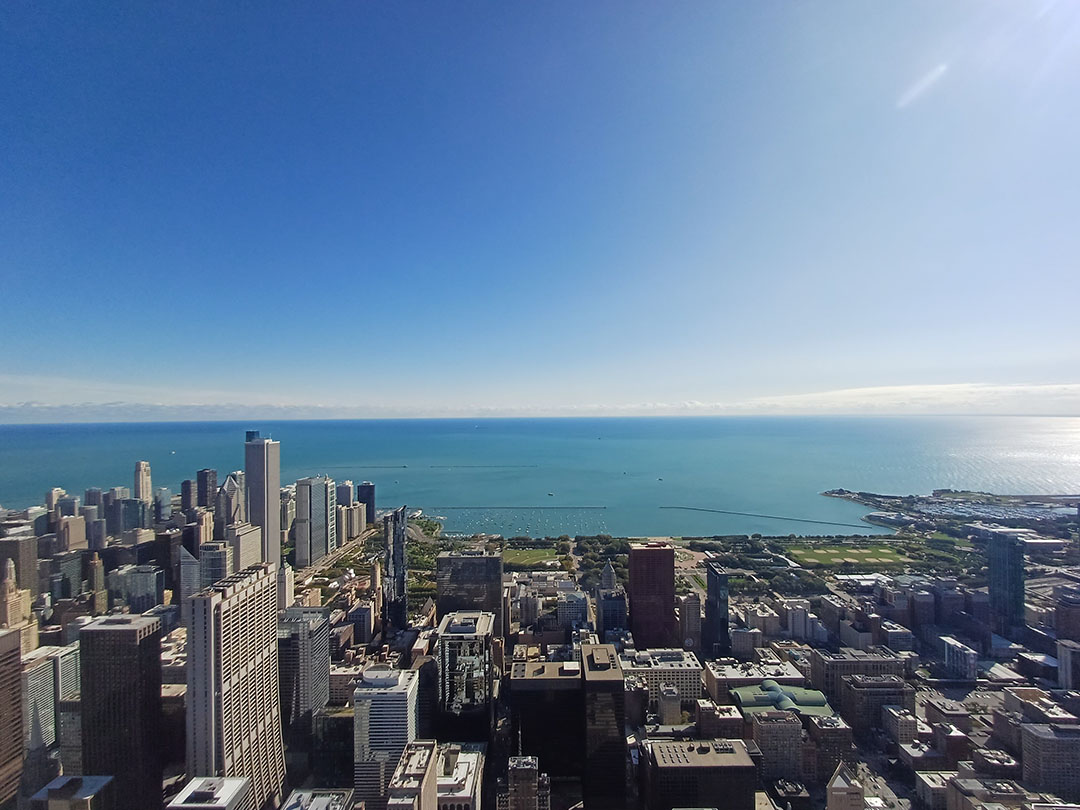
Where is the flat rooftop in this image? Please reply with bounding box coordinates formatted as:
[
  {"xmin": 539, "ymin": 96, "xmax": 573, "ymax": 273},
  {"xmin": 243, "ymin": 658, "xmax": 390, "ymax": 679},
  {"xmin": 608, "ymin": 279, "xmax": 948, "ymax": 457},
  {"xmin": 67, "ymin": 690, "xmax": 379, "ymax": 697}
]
[
  {"xmin": 707, "ymin": 660, "xmax": 804, "ymax": 681},
  {"xmin": 651, "ymin": 739, "xmax": 754, "ymax": 769},
  {"xmin": 621, "ymin": 649, "xmax": 702, "ymax": 670},
  {"xmin": 280, "ymin": 789, "xmax": 355, "ymax": 810},
  {"xmin": 437, "ymin": 611, "xmax": 494, "ymax": 637},
  {"xmin": 582, "ymin": 644, "xmax": 623, "ymax": 681}
]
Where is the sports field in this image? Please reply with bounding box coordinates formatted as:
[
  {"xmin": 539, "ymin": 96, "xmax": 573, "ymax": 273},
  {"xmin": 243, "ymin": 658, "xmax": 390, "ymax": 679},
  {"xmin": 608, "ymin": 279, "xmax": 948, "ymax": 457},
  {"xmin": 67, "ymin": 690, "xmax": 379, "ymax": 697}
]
[
  {"xmin": 503, "ymin": 546, "xmax": 558, "ymax": 567},
  {"xmin": 788, "ymin": 545, "xmax": 908, "ymax": 568}
]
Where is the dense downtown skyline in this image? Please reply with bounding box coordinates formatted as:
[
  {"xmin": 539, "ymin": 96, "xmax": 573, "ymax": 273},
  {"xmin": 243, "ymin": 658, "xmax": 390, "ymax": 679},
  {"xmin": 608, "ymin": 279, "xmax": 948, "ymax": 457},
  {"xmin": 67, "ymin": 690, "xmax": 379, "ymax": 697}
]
[{"xmin": 3, "ymin": 2, "xmax": 1079, "ymax": 421}]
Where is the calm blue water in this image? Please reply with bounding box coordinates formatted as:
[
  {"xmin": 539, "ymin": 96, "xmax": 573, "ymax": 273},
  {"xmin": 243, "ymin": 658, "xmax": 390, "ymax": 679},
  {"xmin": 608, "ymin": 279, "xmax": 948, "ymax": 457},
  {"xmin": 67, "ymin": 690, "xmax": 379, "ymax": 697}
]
[{"xmin": 1, "ymin": 417, "xmax": 1078, "ymax": 537}]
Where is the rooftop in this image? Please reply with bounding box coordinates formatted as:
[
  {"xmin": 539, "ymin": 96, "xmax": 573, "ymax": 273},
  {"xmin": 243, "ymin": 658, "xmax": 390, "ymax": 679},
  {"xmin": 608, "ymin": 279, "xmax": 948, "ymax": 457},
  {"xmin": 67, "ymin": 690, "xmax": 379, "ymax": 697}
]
[
  {"xmin": 280, "ymin": 790, "xmax": 355, "ymax": 810},
  {"xmin": 437, "ymin": 610, "xmax": 494, "ymax": 637},
  {"xmin": 706, "ymin": 660, "xmax": 804, "ymax": 682},
  {"xmin": 651, "ymin": 739, "xmax": 754, "ymax": 769},
  {"xmin": 167, "ymin": 777, "xmax": 251, "ymax": 809},
  {"xmin": 32, "ymin": 776, "xmax": 114, "ymax": 802},
  {"xmin": 815, "ymin": 646, "xmax": 903, "ymax": 662},
  {"xmin": 621, "ymin": 649, "xmax": 702, "ymax": 670},
  {"xmin": 436, "ymin": 743, "xmax": 484, "ymax": 801},
  {"xmin": 389, "ymin": 741, "xmax": 438, "ymax": 792},
  {"xmin": 730, "ymin": 680, "xmax": 834, "ymax": 717},
  {"xmin": 582, "ymin": 644, "xmax": 623, "ymax": 681},
  {"xmin": 509, "ymin": 660, "xmax": 582, "ymax": 686}
]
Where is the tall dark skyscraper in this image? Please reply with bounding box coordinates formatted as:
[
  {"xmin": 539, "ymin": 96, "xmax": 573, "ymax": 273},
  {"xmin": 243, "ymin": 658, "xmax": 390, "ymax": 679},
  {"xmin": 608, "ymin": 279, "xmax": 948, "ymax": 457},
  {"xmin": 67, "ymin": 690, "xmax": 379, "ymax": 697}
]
[
  {"xmin": 181, "ymin": 479, "xmax": 197, "ymax": 512},
  {"xmin": 989, "ymin": 532, "xmax": 1026, "ymax": 635},
  {"xmin": 79, "ymin": 615, "xmax": 163, "ymax": 810},
  {"xmin": 628, "ymin": 542, "xmax": 677, "ymax": 648},
  {"xmin": 358, "ymin": 482, "xmax": 376, "ymax": 526},
  {"xmin": 383, "ymin": 506, "xmax": 408, "ymax": 634},
  {"xmin": 244, "ymin": 431, "xmax": 281, "ymax": 565},
  {"xmin": 0, "ymin": 629, "xmax": 21, "ymax": 809},
  {"xmin": 196, "ymin": 468, "xmax": 218, "ymax": 509},
  {"xmin": 703, "ymin": 562, "xmax": 730, "ymax": 658},
  {"xmin": 436, "ymin": 551, "xmax": 505, "ymax": 636},
  {"xmin": 582, "ymin": 644, "xmax": 626, "ymax": 810}
]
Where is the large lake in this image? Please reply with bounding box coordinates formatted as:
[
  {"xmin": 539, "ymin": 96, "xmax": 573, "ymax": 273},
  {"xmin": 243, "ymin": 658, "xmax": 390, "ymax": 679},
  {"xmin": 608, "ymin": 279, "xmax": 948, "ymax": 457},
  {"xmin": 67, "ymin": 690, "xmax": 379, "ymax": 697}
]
[{"xmin": 1, "ymin": 416, "xmax": 1078, "ymax": 537}]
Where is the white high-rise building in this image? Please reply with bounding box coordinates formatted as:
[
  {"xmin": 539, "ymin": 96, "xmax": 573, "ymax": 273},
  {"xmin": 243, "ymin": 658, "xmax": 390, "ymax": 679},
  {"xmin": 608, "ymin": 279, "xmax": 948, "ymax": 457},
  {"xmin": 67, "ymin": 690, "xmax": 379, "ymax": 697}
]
[
  {"xmin": 188, "ymin": 564, "xmax": 286, "ymax": 810},
  {"xmin": 295, "ymin": 476, "xmax": 337, "ymax": 568},
  {"xmin": 226, "ymin": 522, "xmax": 263, "ymax": 572},
  {"xmin": 134, "ymin": 461, "xmax": 152, "ymax": 505},
  {"xmin": 277, "ymin": 563, "xmax": 295, "ymax": 611},
  {"xmin": 354, "ymin": 665, "xmax": 419, "ymax": 810},
  {"xmin": 244, "ymin": 432, "xmax": 281, "ymax": 565}
]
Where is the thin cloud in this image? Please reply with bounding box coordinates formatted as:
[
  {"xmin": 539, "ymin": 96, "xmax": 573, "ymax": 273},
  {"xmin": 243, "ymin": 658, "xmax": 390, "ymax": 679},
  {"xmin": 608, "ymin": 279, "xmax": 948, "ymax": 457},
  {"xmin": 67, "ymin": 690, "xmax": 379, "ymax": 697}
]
[
  {"xmin": 1, "ymin": 382, "xmax": 1079, "ymax": 423},
  {"xmin": 896, "ymin": 63, "xmax": 949, "ymax": 109}
]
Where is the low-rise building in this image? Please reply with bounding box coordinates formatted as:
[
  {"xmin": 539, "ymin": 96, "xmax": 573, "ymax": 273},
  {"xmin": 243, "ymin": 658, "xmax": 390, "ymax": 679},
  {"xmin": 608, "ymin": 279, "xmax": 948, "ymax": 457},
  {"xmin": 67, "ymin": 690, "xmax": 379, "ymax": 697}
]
[
  {"xmin": 809, "ymin": 647, "xmax": 906, "ymax": 702},
  {"xmin": 703, "ymin": 660, "xmax": 805, "ymax": 704},
  {"xmin": 751, "ymin": 712, "xmax": 804, "ymax": 782},
  {"xmin": 838, "ymin": 674, "xmax": 915, "ymax": 735},
  {"xmin": 1021, "ymin": 724, "xmax": 1080, "ymax": 800},
  {"xmin": 914, "ymin": 771, "xmax": 955, "ymax": 810},
  {"xmin": 945, "ymin": 777, "xmax": 1026, "ymax": 810},
  {"xmin": 925, "ymin": 698, "xmax": 972, "ymax": 734},
  {"xmin": 942, "ymin": 637, "xmax": 979, "ymax": 681},
  {"xmin": 644, "ymin": 739, "xmax": 757, "ymax": 810},
  {"xmin": 619, "ymin": 649, "xmax": 702, "ymax": 708},
  {"xmin": 804, "ymin": 715, "xmax": 854, "ymax": 785},
  {"xmin": 883, "ymin": 706, "xmax": 918, "ymax": 744}
]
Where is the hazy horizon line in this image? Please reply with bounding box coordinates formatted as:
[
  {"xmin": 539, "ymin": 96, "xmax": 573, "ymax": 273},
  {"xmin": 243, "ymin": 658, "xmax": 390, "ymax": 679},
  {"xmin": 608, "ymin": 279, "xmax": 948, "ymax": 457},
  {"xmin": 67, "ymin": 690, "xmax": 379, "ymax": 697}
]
[{"xmin": 2, "ymin": 382, "xmax": 1079, "ymax": 424}]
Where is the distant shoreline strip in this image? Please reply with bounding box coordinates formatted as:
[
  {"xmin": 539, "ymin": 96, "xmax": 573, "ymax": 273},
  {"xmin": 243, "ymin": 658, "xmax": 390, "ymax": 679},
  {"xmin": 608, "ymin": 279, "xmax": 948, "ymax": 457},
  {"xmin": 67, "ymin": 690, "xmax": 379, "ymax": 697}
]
[
  {"xmin": 431, "ymin": 505, "xmax": 607, "ymax": 511},
  {"xmin": 659, "ymin": 505, "xmax": 869, "ymax": 530}
]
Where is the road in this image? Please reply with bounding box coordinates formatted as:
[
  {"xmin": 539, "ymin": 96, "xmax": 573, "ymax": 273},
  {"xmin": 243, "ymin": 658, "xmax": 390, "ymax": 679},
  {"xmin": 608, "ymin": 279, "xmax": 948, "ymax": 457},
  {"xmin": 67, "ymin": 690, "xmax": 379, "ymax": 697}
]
[{"xmin": 295, "ymin": 526, "xmax": 378, "ymax": 581}]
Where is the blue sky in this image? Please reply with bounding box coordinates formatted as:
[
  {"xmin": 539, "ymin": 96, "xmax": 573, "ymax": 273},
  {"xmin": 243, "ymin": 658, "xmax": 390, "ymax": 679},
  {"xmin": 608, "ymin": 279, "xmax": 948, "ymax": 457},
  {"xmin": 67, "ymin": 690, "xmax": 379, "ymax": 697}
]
[{"xmin": 2, "ymin": 1, "xmax": 1079, "ymax": 420}]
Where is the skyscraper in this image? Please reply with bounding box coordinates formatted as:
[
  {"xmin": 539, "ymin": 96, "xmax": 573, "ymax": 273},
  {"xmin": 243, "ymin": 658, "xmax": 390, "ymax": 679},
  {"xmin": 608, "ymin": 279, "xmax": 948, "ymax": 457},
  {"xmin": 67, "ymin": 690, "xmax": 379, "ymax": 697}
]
[
  {"xmin": 277, "ymin": 607, "xmax": 331, "ymax": 749},
  {"xmin": 358, "ymin": 482, "xmax": 376, "ymax": 526},
  {"xmin": 196, "ymin": 469, "xmax": 218, "ymax": 509},
  {"xmin": 154, "ymin": 487, "xmax": 172, "ymax": 522},
  {"xmin": 0, "ymin": 535, "xmax": 39, "ymax": 598},
  {"xmin": 79, "ymin": 615, "xmax": 164, "ymax": 810},
  {"xmin": 336, "ymin": 480, "xmax": 356, "ymax": 507},
  {"xmin": 215, "ymin": 472, "xmax": 246, "ymax": 539},
  {"xmin": 436, "ymin": 611, "xmax": 494, "ymax": 742},
  {"xmin": 226, "ymin": 522, "xmax": 263, "ymax": 572},
  {"xmin": 582, "ymin": 644, "xmax": 626, "ymax": 810},
  {"xmin": 383, "ymin": 506, "xmax": 408, "ymax": 634},
  {"xmin": 499, "ymin": 757, "xmax": 551, "ymax": 810},
  {"xmin": 188, "ymin": 564, "xmax": 287, "ymax": 810},
  {"xmin": 353, "ymin": 665, "xmax": 418, "ymax": 810},
  {"xmin": 134, "ymin": 461, "xmax": 153, "ymax": 505},
  {"xmin": 988, "ymin": 532, "xmax": 1026, "ymax": 635},
  {"xmin": 436, "ymin": 551, "xmax": 505, "ymax": 637},
  {"xmin": 245, "ymin": 431, "xmax": 281, "ymax": 565},
  {"xmin": 295, "ymin": 476, "xmax": 337, "ymax": 568},
  {"xmin": 181, "ymin": 479, "xmax": 197, "ymax": 512},
  {"xmin": 628, "ymin": 542, "xmax": 677, "ymax": 648},
  {"xmin": 703, "ymin": 562, "xmax": 730, "ymax": 658},
  {"xmin": 679, "ymin": 592, "xmax": 702, "ymax": 651},
  {"xmin": 0, "ymin": 629, "xmax": 21, "ymax": 809},
  {"xmin": 0, "ymin": 558, "xmax": 38, "ymax": 654}
]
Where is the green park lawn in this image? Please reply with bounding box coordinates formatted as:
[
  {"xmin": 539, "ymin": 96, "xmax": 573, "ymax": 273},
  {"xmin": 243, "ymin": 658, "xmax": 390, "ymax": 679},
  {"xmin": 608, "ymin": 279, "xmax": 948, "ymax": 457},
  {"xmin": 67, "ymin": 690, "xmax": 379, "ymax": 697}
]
[
  {"xmin": 788, "ymin": 545, "xmax": 908, "ymax": 568},
  {"xmin": 503, "ymin": 546, "xmax": 558, "ymax": 567}
]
